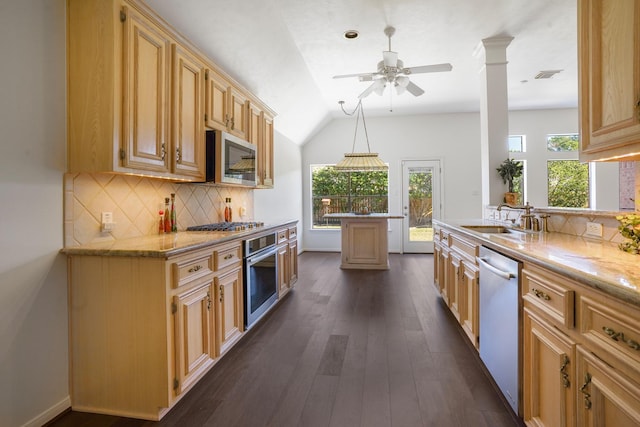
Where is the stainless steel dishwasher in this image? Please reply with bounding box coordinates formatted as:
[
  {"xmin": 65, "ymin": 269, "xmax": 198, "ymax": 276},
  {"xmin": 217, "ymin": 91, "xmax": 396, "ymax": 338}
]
[{"xmin": 477, "ymin": 246, "xmax": 522, "ymax": 415}]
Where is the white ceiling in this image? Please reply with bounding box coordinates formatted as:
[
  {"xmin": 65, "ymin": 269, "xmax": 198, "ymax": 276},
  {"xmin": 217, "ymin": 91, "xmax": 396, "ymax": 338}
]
[{"xmin": 148, "ymin": 0, "xmax": 578, "ymax": 145}]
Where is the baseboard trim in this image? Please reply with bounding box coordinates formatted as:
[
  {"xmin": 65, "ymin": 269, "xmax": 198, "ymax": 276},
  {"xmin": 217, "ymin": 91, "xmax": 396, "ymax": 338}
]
[{"xmin": 22, "ymin": 396, "xmax": 70, "ymax": 427}]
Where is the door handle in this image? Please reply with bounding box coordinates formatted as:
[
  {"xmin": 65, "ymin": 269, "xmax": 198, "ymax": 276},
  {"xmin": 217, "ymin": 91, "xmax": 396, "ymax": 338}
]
[{"xmin": 476, "ymin": 257, "xmax": 515, "ymax": 280}]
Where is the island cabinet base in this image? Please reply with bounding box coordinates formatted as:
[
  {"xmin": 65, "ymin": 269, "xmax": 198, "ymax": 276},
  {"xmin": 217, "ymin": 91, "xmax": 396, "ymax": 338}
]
[{"xmin": 340, "ymin": 217, "xmax": 389, "ymax": 270}]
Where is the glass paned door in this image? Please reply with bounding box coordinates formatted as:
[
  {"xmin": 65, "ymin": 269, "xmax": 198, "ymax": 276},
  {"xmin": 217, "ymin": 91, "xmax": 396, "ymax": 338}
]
[{"xmin": 402, "ymin": 160, "xmax": 441, "ymax": 253}]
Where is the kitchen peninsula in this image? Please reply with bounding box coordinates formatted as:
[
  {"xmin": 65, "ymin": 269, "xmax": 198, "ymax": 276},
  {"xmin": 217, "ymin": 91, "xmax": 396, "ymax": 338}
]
[{"xmin": 324, "ymin": 213, "xmax": 403, "ymax": 270}]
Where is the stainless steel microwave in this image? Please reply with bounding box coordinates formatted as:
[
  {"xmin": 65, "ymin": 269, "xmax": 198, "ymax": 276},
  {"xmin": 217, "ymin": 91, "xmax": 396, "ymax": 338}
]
[{"xmin": 205, "ymin": 130, "xmax": 257, "ymax": 186}]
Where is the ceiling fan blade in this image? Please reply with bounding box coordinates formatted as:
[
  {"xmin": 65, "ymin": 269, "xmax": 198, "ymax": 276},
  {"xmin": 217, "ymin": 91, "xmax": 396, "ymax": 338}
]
[
  {"xmin": 404, "ymin": 63, "xmax": 453, "ymax": 75},
  {"xmin": 333, "ymin": 72, "xmax": 376, "ymax": 79},
  {"xmin": 405, "ymin": 81, "xmax": 425, "ymax": 96},
  {"xmin": 358, "ymin": 79, "xmax": 385, "ymax": 99},
  {"xmin": 382, "ymin": 51, "xmax": 398, "ymax": 67}
]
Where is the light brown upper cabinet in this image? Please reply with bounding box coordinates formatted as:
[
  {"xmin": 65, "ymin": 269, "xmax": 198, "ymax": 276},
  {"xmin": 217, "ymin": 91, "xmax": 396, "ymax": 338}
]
[
  {"xmin": 204, "ymin": 69, "xmax": 230, "ymax": 131},
  {"xmin": 67, "ymin": 0, "xmax": 205, "ymax": 181},
  {"xmin": 259, "ymin": 112, "xmax": 275, "ymax": 188},
  {"xmin": 171, "ymin": 44, "xmax": 205, "ymax": 179},
  {"xmin": 578, "ymin": 0, "xmax": 640, "ymax": 161}
]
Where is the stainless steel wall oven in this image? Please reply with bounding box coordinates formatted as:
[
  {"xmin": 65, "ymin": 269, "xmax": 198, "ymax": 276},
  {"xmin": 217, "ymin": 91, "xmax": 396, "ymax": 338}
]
[{"xmin": 244, "ymin": 233, "xmax": 278, "ymax": 329}]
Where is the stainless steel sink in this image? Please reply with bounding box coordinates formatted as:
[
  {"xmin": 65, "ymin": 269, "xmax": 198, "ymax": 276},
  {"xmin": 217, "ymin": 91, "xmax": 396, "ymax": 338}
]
[{"xmin": 461, "ymin": 225, "xmax": 512, "ymax": 234}]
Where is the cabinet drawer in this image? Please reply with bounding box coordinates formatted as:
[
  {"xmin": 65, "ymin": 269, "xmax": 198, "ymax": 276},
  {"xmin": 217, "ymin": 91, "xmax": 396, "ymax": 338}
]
[
  {"xmin": 580, "ymin": 295, "xmax": 640, "ymax": 370},
  {"xmin": 172, "ymin": 254, "xmax": 213, "ymax": 288},
  {"xmin": 288, "ymin": 226, "xmax": 297, "ymax": 240},
  {"xmin": 277, "ymin": 229, "xmax": 288, "ymax": 244},
  {"xmin": 522, "ymin": 266, "xmax": 575, "ymax": 329},
  {"xmin": 449, "ymin": 234, "xmax": 478, "ymax": 263},
  {"xmin": 213, "ymin": 242, "xmax": 242, "ymax": 271}
]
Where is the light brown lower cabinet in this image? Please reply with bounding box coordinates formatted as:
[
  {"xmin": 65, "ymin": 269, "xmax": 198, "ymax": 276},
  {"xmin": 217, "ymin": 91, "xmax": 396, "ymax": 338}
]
[
  {"xmin": 523, "ymin": 308, "xmax": 576, "ymax": 427},
  {"xmin": 68, "ymin": 240, "xmax": 243, "ymax": 420}
]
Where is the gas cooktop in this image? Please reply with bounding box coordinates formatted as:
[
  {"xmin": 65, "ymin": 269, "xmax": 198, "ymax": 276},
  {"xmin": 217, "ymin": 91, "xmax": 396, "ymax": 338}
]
[{"xmin": 186, "ymin": 221, "xmax": 264, "ymax": 232}]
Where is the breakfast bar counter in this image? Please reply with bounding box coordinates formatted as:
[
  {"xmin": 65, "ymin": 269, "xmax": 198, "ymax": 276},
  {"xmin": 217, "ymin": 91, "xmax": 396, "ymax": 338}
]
[{"xmin": 324, "ymin": 213, "xmax": 403, "ymax": 270}]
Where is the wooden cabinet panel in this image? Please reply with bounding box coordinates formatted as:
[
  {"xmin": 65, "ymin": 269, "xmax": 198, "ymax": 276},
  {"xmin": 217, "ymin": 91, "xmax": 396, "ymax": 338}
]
[
  {"xmin": 523, "ymin": 308, "xmax": 576, "ymax": 427},
  {"xmin": 215, "ymin": 267, "xmax": 243, "ymax": 355},
  {"xmin": 461, "ymin": 261, "xmax": 479, "ymax": 348},
  {"xmin": 579, "ymin": 0, "xmax": 640, "ymax": 161},
  {"xmin": 204, "ymin": 69, "xmax": 229, "ymax": 130},
  {"xmin": 289, "ymin": 239, "xmax": 298, "ymax": 285},
  {"xmin": 258, "ymin": 112, "xmax": 274, "ymax": 188},
  {"xmin": 172, "ymin": 252, "xmax": 213, "ymax": 288},
  {"xmin": 448, "ymin": 251, "xmax": 463, "ymax": 321},
  {"xmin": 122, "ymin": 6, "xmax": 171, "ymax": 172},
  {"xmin": 212, "ymin": 241, "xmax": 242, "ymax": 271},
  {"xmin": 576, "ymin": 346, "xmax": 640, "ymax": 427},
  {"xmin": 522, "ymin": 265, "xmax": 575, "ymax": 329},
  {"xmin": 171, "ymin": 44, "xmax": 205, "ymax": 179},
  {"xmin": 277, "ymin": 243, "xmax": 290, "ymax": 298},
  {"xmin": 228, "ymin": 87, "xmax": 249, "ymax": 140},
  {"xmin": 173, "ymin": 280, "xmax": 215, "ymax": 394},
  {"xmin": 248, "ymin": 103, "xmax": 262, "ymax": 145}
]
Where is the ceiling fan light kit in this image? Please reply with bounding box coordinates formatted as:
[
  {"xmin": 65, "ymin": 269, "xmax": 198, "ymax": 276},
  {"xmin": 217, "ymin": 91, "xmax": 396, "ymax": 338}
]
[{"xmin": 333, "ymin": 26, "xmax": 453, "ymax": 100}]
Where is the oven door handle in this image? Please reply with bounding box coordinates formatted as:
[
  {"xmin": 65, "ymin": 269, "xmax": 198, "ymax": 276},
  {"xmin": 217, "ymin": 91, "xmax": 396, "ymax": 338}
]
[{"xmin": 246, "ymin": 245, "xmax": 277, "ymax": 264}]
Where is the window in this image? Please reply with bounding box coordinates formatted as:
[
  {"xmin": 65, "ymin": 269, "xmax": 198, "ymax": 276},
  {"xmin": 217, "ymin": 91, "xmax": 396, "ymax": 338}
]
[
  {"xmin": 547, "ymin": 160, "xmax": 590, "ymax": 208},
  {"xmin": 311, "ymin": 165, "xmax": 388, "ymax": 229},
  {"xmin": 547, "ymin": 134, "xmax": 579, "ymax": 152},
  {"xmin": 508, "ymin": 135, "xmax": 526, "ymax": 152}
]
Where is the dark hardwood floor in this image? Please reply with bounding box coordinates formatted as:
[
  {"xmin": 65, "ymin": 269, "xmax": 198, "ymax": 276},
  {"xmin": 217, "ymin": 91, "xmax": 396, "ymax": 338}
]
[{"xmin": 48, "ymin": 252, "xmax": 520, "ymax": 427}]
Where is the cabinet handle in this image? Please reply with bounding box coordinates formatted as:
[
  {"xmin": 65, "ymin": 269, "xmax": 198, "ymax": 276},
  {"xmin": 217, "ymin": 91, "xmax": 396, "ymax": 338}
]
[
  {"xmin": 531, "ymin": 288, "xmax": 551, "ymax": 301},
  {"xmin": 230, "ymin": 117, "xmax": 235, "ymax": 130},
  {"xmin": 223, "ymin": 254, "xmax": 233, "ymax": 260},
  {"xmin": 219, "ymin": 285, "xmax": 224, "ymax": 302},
  {"xmin": 602, "ymin": 326, "xmax": 640, "ymax": 350},
  {"xmin": 176, "ymin": 147, "xmax": 181, "ymax": 163},
  {"xmin": 161, "ymin": 142, "xmax": 166, "ymax": 161},
  {"xmin": 560, "ymin": 354, "xmax": 570, "ymax": 388},
  {"xmin": 207, "ymin": 291, "xmax": 211, "ymax": 310},
  {"xmin": 188, "ymin": 265, "xmax": 202, "ymax": 273},
  {"xmin": 580, "ymin": 372, "xmax": 592, "ymax": 410}
]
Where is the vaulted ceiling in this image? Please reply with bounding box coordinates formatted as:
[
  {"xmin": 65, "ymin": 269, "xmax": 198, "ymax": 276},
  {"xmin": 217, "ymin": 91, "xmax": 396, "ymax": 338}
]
[{"xmin": 148, "ymin": 0, "xmax": 578, "ymax": 145}]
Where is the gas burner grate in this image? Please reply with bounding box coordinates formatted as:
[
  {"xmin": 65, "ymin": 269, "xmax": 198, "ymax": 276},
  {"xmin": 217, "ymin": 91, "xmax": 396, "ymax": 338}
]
[{"xmin": 186, "ymin": 221, "xmax": 264, "ymax": 232}]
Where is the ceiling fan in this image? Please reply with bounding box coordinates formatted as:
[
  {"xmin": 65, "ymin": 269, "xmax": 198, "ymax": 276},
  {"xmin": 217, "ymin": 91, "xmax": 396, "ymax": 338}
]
[{"xmin": 333, "ymin": 26, "xmax": 453, "ymax": 99}]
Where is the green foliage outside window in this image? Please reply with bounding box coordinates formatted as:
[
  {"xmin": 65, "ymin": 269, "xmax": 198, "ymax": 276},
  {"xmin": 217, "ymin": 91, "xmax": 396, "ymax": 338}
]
[
  {"xmin": 547, "ymin": 134, "xmax": 579, "ymax": 152},
  {"xmin": 547, "ymin": 160, "xmax": 590, "ymax": 208},
  {"xmin": 311, "ymin": 166, "xmax": 388, "ymax": 228}
]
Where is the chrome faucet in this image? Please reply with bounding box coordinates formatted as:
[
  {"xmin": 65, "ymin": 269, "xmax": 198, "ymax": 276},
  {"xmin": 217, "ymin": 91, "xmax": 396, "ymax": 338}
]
[{"xmin": 497, "ymin": 202, "xmax": 536, "ymax": 230}]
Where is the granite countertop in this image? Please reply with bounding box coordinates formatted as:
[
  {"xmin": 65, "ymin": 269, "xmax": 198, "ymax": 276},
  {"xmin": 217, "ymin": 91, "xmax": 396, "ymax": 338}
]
[
  {"xmin": 61, "ymin": 221, "xmax": 297, "ymax": 258},
  {"xmin": 434, "ymin": 219, "xmax": 640, "ymax": 306}
]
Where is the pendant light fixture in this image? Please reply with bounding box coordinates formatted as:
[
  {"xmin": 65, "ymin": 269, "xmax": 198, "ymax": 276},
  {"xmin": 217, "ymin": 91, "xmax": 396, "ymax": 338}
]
[{"xmin": 334, "ymin": 100, "xmax": 388, "ymax": 172}]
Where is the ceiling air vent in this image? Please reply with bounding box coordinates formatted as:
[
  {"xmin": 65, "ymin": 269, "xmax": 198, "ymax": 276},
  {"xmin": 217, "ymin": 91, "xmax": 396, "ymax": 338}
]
[{"xmin": 534, "ymin": 69, "xmax": 563, "ymax": 79}]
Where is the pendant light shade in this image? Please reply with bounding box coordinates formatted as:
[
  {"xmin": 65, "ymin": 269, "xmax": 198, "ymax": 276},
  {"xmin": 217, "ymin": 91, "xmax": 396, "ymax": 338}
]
[{"xmin": 334, "ymin": 100, "xmax": 388, "ymax": 172}]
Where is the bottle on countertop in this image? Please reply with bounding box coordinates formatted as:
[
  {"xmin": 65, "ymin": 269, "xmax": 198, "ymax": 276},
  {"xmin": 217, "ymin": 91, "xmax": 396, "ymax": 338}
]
[
  {"xmin": 170, "ymin": 193, "xmax": 177, "ymax": 232},
  {"xmin": 224, "ymin": 198, "xmax": 229, "ymax": 222},
  {"xmin": 228, "ymin": 198, "xmax": 232, "ymax": 222},
  {"xmin": 158, "ymin": 206, "xmax": 165, "ymax": 234},
  {"xmin": 164, "ymin": 197, "xmax": 171, "ymax": 233}
]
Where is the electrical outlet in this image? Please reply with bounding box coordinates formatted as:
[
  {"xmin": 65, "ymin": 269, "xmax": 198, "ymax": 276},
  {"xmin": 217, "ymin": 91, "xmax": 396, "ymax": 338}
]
[
  {"xmin": 585, "ymin": 221, "xmax": 603, "ymax": 237},
  {"xmin": 101, "ymin": 212, "xmax": 115, "ymax": 233}
]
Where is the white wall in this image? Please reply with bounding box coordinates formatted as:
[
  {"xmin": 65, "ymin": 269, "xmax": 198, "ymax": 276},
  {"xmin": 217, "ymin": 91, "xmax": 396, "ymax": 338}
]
[
  {"xmin": 0, "ymin": 1, "xmax": 70, "ymax": 426},
  {"xmin": 509, "ymin": 108, "xmax": 619, "ymax": 210},
  {"xmin": 254, "ymin": 131, "xmax": 304, "ymax": 250},
  {"xmin": 302, "ymin": 112, "xmax": 483, "ymax": 252},
  {"xmin": 302, "ymin": 108, "xmax": 622, "ymax": 252}
]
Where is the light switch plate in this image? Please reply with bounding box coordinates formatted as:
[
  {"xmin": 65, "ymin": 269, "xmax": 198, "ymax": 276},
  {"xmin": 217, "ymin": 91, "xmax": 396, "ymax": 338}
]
[{"xmin": 585, "ymin": 221, "xmax": 603, "ymax": 237}]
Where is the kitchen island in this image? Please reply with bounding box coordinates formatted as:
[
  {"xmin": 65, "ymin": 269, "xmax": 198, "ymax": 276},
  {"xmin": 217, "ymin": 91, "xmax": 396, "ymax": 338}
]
[{"xmin": 324, "ymin": 213, "xmax": 403, "ymax": 270}]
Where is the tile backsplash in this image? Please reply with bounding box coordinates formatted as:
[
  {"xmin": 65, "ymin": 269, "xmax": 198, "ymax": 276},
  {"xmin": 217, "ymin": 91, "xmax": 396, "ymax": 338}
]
[{"xmin": 64, "ymin": 173, "xmax": 253, "ymax": 247}]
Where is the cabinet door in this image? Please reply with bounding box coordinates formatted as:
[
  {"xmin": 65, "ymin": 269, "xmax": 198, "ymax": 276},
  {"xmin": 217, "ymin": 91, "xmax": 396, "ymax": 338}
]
[
  {"xmin": 277, "ymin": 244, "xmax": 290, "ymax": 297},
  {"xmin": 433, "ymin": 241, "xmax": 442, "ymax": 292},
  {"xmin": 122, "ymin": 6, "xmax": 171, "ymax": 173},
  {"xmin": 576, "ymin": 346, "xmax": 640, "ymax": 427},
  {"xmin": 523, "ymin": 308, "xmax": 576, "ymax": 427},
  {"xmin": 440, "ymin": 246, "xmax": 451, "ymax": 304},
  {"xmin": 259, "ymin": 113, "xmax": 274, "ymax": 187},
  {"xmin": 228, "ymin": 87, "xmax": 249, "ymax": 140},
  {"xmin": 173, "ymin": 280, "xmax": 215, "ymax": 395},
  {"xmin": 448, "ymin": 251, "xmax": 463, "ymax": 321},
  {"xmin": 579, "ymin": 0, "xmax": 640, "ymax": 161},
  {"xmin": 205, "ymin": 69, "xmax": 229, "ymax": 130},
  {"xmin": 288, "ymin": 240, "xmax": 298, "ymax": 286},
  {"xmin": 215, "ymin": 267, "xmax": 243, "ymax": 355},
  {"xmin": 461, "ymin": 261, "xmax": 479, "ymax": 348},
  {"xmin": 171, "ymin": 45, "xmax": 205, "ymax": 179},
  {"xmin": 248, "ymin": 103, "xmax": 262, "ymax": 145}
]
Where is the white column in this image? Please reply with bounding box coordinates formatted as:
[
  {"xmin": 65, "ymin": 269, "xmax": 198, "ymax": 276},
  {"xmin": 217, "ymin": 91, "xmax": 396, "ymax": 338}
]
[{"xmin": 474, "ymin": 36, "xmax": 513, "ymax": 209}]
